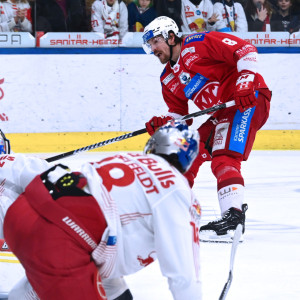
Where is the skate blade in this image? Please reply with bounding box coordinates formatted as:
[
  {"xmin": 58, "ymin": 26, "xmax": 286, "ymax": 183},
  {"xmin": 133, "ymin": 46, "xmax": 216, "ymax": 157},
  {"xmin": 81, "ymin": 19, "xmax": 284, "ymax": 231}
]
[{"xmin": 199, "ymin": 230, "xmax": 244, "ymax": 243}]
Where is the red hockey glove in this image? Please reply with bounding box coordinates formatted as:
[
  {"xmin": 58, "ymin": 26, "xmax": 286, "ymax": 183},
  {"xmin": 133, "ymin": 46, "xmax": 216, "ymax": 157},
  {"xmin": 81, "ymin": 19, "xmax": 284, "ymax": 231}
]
[
  {"xmin": 234, "ymin": 71, "xmax": 258, "ymax": 112},
  {"xmin": 145, "ymin": 116, "xmax": 173, "ymax": 136}
]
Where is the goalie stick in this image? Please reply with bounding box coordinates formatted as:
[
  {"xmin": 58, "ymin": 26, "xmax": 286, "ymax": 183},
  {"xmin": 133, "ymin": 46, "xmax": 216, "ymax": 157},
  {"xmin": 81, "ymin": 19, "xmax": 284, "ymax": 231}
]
[
  {"xmin": 46, "ymin": 100, "xmax": 235, "ymax": 163},
  {"xmin": 219, "ymin": 224, "xmax": 243, "ymax": 300}
]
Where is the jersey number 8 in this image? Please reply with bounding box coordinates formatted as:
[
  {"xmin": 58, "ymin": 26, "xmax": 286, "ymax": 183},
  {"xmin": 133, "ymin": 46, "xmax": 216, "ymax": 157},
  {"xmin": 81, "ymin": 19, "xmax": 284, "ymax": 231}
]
[{"xmin": 222, "ymin": 38, "xmax": 238, "ymax": 46}]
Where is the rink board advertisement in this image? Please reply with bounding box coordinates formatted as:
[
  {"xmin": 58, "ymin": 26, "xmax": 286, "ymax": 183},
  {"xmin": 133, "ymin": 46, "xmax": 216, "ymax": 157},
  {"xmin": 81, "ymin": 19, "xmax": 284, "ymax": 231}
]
[
  {"xmin": 1, "ymin": 32, "xmax": 300, "ymax": 48},
  {"xmin": 0, "ymin": 53, "xmax": 299, "ymax": 152}
]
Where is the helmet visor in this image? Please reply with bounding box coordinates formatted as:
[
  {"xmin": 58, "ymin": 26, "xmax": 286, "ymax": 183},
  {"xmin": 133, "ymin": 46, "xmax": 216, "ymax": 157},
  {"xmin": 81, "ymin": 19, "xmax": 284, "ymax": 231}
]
[
  {"xmin": 142, "ymin": 34, "xmax": 166, "ymax": 55},
  {"xmin": 142, "ymin": 29, "xmax": 155, "ymax": 54}
]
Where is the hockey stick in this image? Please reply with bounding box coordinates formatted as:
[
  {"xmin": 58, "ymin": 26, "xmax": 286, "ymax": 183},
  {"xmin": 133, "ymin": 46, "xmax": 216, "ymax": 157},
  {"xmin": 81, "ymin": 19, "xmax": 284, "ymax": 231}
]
[
  {"xmin": 219, "ymin": 224, "xmax": 243, "ymax": 300},
  {"xmin": 46, "ymin": 100, "xmax": 235, "ymax": 163}
]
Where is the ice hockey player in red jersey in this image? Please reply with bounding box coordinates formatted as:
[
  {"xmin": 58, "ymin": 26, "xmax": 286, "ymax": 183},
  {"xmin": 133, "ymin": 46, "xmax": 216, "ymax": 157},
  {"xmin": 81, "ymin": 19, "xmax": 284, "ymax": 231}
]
[
  {"xmin": 2, "ymin": 123, "xmax": 202, "ymax": 300},
  {"xmin": 142, "ymin": 16, "xmax": 271, "ymax": 242}
]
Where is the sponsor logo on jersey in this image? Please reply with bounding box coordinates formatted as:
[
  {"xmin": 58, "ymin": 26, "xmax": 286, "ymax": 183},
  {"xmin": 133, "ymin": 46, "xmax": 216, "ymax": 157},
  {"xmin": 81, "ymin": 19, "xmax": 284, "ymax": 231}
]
[
  {"xmin": 190, "ymin": 199, "xmax": 201, "ymax": 222},
  {"xmin": 184, "ymin": 54, "xmax": 200, "ymax": 67},
  {"xmin": 212, "ymin": 122, "xmax": 229, "ymax": 151},
  {"xmin": 185, "ymin": 11, "xmax": 194, "ymax": 17},
  {"xmin": 229, "ymin": 107, "xmax": 256, "ymax": 154},
  {"xmin": 170, "ymin": 82, "xmax": 180, "ymax": 93},
  {"xmin": 184, "ymin": 33, "xmax": 205, "ymax": 45},
  {"xmin": 0, "ymin": 240, "xmax": 9, "ymax": 252},
  {"xmin": 179, "ymin": 72, "xmax": 191, "ymax": 85},
  {"xmin": 181, "ymin": 46, "xmax": 195, "ymax": 57},
  {"xmin": 235, "ymin": 44, "xmax": 257, "ymax": 59},
  {"xmin": 162, "ymin": 73, "xmax": 175, "ymax": 85},
  {"xmin": 193, "ymin": 81, "xmax": 219, "ymax": 109},
  {"xmin": 184, "ymin": 73, "xmax": 208, "ymax": 99},
  {"xmin": 196, "ymin": 10, "xmax": 201, "ymax": 15},
  {"xmin": 137, "ymin": 251, "xmax": 156, "ymax": 267}
]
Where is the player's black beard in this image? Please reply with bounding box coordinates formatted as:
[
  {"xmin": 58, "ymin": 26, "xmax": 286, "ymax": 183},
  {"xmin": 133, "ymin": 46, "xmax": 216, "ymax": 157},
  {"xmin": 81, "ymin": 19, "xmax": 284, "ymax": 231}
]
[{"xmin": 189, "ymin": 0, "xmax": 201, "ymax": 5}]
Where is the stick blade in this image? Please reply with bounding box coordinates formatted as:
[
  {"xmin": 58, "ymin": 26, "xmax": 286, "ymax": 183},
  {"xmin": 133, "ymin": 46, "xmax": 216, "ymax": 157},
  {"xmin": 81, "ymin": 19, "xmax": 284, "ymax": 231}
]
[
  {"xmin": 218, "ymin": 224, "xmax": 243, "ymax": 300},
  {"xmin": 219, "ymin": 271, "xmax": 233, "ymax": 300}
]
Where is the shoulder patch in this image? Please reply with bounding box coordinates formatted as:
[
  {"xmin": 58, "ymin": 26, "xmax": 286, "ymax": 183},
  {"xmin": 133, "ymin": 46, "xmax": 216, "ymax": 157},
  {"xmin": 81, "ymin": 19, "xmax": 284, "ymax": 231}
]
[
  {"xmin": 162, "ymin": 73, "xmax": 175, "ymax": 85},
  {"xmin": 184, "ymin": 33, "xmax": 205, "ymax": 45}
]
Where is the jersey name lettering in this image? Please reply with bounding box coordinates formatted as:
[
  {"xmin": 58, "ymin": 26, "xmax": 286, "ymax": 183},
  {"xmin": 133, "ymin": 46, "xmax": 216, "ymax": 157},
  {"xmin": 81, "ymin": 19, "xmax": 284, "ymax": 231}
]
[{"xmin": 95, "ymin": 154, "xmax": 176, "ymax": 195}]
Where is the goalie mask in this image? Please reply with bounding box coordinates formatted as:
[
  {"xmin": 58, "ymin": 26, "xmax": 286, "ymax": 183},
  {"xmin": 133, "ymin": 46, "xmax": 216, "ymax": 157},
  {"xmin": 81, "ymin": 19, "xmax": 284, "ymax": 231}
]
[
  {"xmin": 142, "ymin": 16, "xmax": 179, "ymax": 55},
  {"xmin": 144, "ymin": 121, "xmax": 199, "ymax": 173},
  {"xmin": 0, "ymin": 129, "xmax": 11, "ymax": 154}
]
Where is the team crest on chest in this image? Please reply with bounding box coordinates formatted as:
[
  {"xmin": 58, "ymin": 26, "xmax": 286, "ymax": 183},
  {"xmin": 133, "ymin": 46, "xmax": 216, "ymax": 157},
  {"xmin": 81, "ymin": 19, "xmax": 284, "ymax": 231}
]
[{"xmin": 179, "ymin": 72, "xmax": 191, "ymax": 85}]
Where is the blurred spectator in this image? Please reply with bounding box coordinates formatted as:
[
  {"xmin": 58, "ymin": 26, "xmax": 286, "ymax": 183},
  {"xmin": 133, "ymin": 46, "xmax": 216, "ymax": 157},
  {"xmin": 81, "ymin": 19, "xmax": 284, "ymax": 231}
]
[
  {"xmin": 35, "ymin": 0, "xmax": 88, "ymax": 32},
  {"xmin": 181, "ymin": 0, "xmax": 219, "ymax": 32},
  {"xmin": 0, "ymin": 0, "xmax": 32, "ymax": 32},
  {"xmin": 271, "ymin": 0, "xmax": 300, "ymax": 32},
  {"xmin": 127, "ymin": 0, "xmax": 157, "ymax": 32},
  {"xmin": 91, "ymin": 0, "xmax": 128, "ymax": 39},
  {"xmin": 213, "ymin": 0, "xmax": 247, "ymax": 31},
  {"xmin": 294, "ymin": 0, "xmax": 300, "ymax": 13},
  {"xmin": 153, "ymin": 0, "xmax": 182, "ymax": 30},
  {"xmin": 244, "ymin": 0, "xmax": 274, "ymax": 31}
]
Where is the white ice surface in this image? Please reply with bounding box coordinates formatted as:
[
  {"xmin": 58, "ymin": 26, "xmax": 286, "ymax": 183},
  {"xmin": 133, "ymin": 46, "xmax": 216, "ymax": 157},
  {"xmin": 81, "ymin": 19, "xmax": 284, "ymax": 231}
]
[{"xmin": 29, "ymin": 150, "xmax": 300, "ymax": 300}]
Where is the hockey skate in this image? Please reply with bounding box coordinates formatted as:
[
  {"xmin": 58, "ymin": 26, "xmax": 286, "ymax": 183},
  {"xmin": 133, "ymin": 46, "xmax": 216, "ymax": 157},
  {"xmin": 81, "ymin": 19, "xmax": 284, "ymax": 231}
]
[{"xmin": 199, "ymin": 204, "xmax": 248, "ymax": 243}]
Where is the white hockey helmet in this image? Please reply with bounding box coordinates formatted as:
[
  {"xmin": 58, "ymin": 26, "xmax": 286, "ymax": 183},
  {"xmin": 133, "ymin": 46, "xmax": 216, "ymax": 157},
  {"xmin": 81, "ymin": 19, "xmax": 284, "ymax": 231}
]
[
  {"xmin": 144, "ymin": 121, "xmax": 199, "ymax": 173},
  {"xmin": 0, "ymin": 129, "xmax": 10, "ymax": 154},
  {"xmin": 142, "ymin": 16, "xmax": 179, "ymax": 54}
]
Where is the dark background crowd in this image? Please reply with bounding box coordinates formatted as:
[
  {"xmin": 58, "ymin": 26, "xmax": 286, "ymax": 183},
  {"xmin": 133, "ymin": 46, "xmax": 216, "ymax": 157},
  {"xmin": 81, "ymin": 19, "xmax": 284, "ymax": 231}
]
[{"xmin": 1, "ymin": 0, "xmax": 299, "ymax": 37}]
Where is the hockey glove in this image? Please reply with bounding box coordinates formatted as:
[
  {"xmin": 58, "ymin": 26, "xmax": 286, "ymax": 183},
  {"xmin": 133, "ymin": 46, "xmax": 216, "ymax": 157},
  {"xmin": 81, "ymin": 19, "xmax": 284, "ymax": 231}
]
[
  {"xmin": 234, "ymin": 71, "xmax": 258, "ymax": 112},
  {"xmin": 145, "ymin": 116, "xmax": 173, "ymax": 136}
]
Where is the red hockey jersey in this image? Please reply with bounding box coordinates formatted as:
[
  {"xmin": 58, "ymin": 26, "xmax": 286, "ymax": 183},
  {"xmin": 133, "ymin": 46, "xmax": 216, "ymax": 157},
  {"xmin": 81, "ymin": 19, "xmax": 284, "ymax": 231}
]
[{"xmin": 160, "ymin": 31, "xmax": 269, "ymax": 117}]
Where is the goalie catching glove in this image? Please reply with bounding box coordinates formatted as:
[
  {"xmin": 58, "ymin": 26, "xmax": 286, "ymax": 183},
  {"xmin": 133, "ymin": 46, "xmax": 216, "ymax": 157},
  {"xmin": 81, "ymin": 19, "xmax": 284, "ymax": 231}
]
[
  {"xmin": 234, "ymin": 70, "xmax": 258, "ymax": 112},
  {"xmin": 145, "ymin": 116, "xmax": 173, "ymax": 136}
]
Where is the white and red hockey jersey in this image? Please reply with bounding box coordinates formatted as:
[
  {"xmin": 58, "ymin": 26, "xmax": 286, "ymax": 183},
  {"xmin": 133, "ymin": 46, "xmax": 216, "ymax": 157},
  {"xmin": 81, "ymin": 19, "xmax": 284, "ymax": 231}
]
[
  {"xmin": 0, "ymin": 154, "xmax": 50, "ymax": 298},
  {"xmin": 0, "ymin": 154, "xmax": 51, "ymax": 239},
  {"xmin": 213, "ymin": 1, "xmax": 248, "ymax": 32},
  {"xmin": 0, "ymin": 0, "xmax": 32, "ymax": 32},
  {"xmin": 0, "ymin": 153, "xmax": 202, "ymax": 299},
  {"xmin": 160, "ymin": 31, "xmax": 269, "ymax": 118},
  {"xmin": 85, "ymin": 153, "xmax": 202, "ymax": 299},
  {"xmin": 91, "ymin": 0, "xmax": 128, "ymax": 40},
  {"xmin": 181, "ymin": 0, "xmax": 215, "ymax": 33}
]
